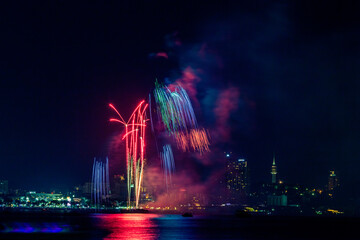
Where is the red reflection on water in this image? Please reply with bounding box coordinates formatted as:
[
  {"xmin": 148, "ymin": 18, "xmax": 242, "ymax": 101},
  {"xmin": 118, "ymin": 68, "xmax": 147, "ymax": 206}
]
[{"xmin": 93, "ymin": 214, "xmax": 159, "ymax": 240}]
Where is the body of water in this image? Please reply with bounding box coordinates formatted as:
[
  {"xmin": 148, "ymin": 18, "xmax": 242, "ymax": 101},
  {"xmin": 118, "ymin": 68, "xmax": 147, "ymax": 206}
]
[{"xmin": 0, "ymin": 213, "xmax": 359, "ymax": 239}]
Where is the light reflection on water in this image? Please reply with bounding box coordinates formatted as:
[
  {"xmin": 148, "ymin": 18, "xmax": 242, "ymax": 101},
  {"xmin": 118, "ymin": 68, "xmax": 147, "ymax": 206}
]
[
  {"xmin": 1, "ymin": 213, "xmax": 351, "ymax": 240},
  {"xmin": 0, "ymin": 222, "xmax": 70, "ymax": 233},
  {"xmin": 92, "ymin": 214, "xmax": 160, "ymax": 240}
]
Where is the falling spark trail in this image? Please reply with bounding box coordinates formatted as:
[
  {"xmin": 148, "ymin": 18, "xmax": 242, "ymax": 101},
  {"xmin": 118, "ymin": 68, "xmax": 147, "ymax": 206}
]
[
  {"xmin": 153, "ymin": 81, "xmax": 199, "ymax": 134},
  {"xmin": 160, "ymin": 144, "xmax": 175, "ymax": 190},
  {"xmin": 91, "ymin": 157, "xmax": 110, "ymax": 208},
  {"xmin": 149, "ymin": 93, "xmax": 155, "ymax": 133}
]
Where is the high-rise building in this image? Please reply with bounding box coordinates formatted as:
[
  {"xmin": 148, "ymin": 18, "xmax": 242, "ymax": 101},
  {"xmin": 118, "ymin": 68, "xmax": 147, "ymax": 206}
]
[
  {"xmin": 271, "ymin": 155, "xmax": 277, "ymax": 184},
  {"xmin": 328, "ymin": 170, "xmax": 339, "ymax": 191},
  {"xmin": 226, "ymin": 153, "xmax": 248, "ymax": 201},
  {"xmin": 0, "ymin": 180, "xmax": 8, "ymax": 195}
]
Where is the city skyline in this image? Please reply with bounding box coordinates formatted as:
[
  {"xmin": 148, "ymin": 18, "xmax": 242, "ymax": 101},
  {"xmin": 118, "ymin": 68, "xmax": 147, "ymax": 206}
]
[
  {"xmin": 0, "ymin": 153, "xmax": 339, "ymax": 195},
  {"xmin": 0, "ymin": 152, "xmax": 346, "ymax": 216}
]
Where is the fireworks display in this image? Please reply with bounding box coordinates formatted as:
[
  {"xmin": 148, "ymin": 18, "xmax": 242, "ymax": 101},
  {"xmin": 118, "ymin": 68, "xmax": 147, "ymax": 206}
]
[
  {"xmin": 109, "ymin": 101, "xmax": 148, "ymax": 208},
  {"xmin": 91, "ymin": 157, "xmax": 111, "ymax": 206},
  {"xmin": 152, "ymin": 81, "xmax": 210, "ymax": 154},
  {"xmin": 108, "ymin": 80, "xmax": 210, "ymax": 207},
  {"xmin": 160, "ymin": 144, "xmax": 175, "ymax": 189}
]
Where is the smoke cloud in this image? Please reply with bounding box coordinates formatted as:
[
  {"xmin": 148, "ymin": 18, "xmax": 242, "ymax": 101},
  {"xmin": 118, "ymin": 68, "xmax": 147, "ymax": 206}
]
[{"xmin": 213, "ymin": 87, "xmax": 240, "ymax": 142}]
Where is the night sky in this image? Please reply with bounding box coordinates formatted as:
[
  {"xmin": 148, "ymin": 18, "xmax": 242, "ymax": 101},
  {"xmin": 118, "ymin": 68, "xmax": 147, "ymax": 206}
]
[{"xmin": 0, "ymin": 1, "xmax": 359, "ymax": 195}]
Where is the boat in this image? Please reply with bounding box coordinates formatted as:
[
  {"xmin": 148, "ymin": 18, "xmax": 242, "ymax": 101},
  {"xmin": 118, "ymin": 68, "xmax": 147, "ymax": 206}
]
[{"xmin": 182, "ymin": 212, "xmax": 193, "ymax": 217}]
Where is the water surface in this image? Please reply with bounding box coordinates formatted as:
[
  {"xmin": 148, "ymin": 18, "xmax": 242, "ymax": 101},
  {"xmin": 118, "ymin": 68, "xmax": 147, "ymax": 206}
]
[{"xmin": 1, "ymin": 212, "xmax": 359, "ymax": 239}]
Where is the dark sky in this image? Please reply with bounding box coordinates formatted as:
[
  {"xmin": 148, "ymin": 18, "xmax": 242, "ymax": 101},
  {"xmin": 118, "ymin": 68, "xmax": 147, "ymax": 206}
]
[{"xmin": 0, "ymin": 1, "xmax": 359, "ymax": 194}]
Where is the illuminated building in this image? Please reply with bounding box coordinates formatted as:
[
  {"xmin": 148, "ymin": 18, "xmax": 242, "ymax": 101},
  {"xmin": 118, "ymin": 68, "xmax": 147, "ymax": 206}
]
[
  {"xmin": 0, "ymin": 180, "xmax": 8, "ymax": 195},
  {"xmin": 226, "ymin": 153, "xmax": 248, "ymax": 201},
  {"xmin": 25, "ymin": 192, "xmax": 63, "ymax": 202},
  {"xmin": 328, "ymin": 170, "xmax": 339, "ymax": 191},
  {"xmin": 267, "ymin": 194, "xmax": 287, "ymax": 206},
  {"xmin": 271, "ymin": 155, "xmax": 277, "ymax": 184}
]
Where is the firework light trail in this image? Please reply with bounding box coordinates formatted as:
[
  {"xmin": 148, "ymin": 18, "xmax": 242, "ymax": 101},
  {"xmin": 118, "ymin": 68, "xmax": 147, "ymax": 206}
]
[
  {"xmin": 109, "ymin": 101, "xmax": 148, "ymax": 208},
  {"xmin": 153, "ymin": 81, "xmax": 210, "ymax": 153},
  {"xmin": 91, "ymin": 157, "xmax": 110, "ymax": 207},
  {"xmin": 174, "ymin": 128, "xmax": 210, "ymax": 153},
  {"xmin": 153, "ymin": 81, "xmax": 198, "ymax": 134},
  {"xmin": 160, "ymin": 144, "xmax": 175, "ymax": 190}
]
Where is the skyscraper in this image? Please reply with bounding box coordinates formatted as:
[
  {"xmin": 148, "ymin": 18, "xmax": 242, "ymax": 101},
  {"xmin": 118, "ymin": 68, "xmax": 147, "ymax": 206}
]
[
  {"xmin": 271, "ymin": 155, "xmax": 277, "ymax": 184},
  {"xmin": 226, "ymin": 153, "xmax": 248, "ymax": 201},
  {"xmin": 328, "ymin": 170, "xmax": 339, "ymax": 191}
]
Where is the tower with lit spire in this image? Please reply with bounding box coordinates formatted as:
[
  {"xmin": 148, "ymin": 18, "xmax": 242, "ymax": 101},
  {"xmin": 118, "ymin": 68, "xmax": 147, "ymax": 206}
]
[{"xmin": 271, "ymin": 154, "xmax": 277, "ymax": 184}]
